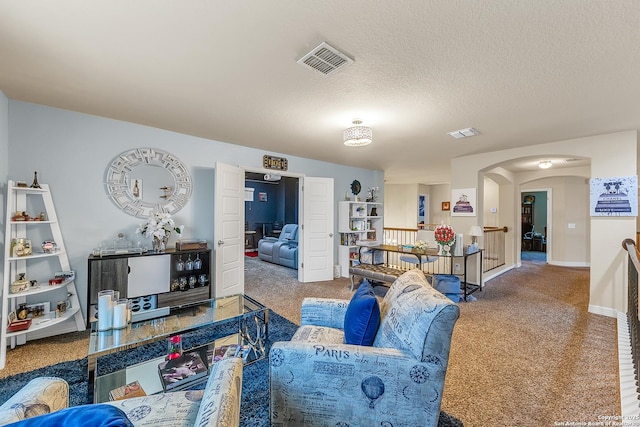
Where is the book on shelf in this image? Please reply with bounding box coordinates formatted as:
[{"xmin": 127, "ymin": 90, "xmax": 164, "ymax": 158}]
[
  {"xmin": 158, "ymin": 351, "xmax": 208, "ymax": 391},
  {"xmin": 109, "ymin": 380, "xmax": 147, "ymax": 401}
]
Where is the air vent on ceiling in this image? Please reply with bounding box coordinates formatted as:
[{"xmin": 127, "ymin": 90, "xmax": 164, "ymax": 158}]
[
  {"xmin": 447, "ymin": 127, "xmax": 480, "ymax": 139},
  {"xmin": 297, "ymin": 42, "xmax": 354, "ymax": 76}
]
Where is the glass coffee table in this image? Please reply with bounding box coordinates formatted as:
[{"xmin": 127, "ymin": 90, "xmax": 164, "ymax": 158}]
[{"xmin": 87, "ymin": 294, "xmax": 268, "ymax": 403}]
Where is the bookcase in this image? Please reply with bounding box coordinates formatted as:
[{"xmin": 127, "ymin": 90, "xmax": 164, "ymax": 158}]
[{"xmin": 337, "ymin": 201, "xmax": 383, "ymax": 278}]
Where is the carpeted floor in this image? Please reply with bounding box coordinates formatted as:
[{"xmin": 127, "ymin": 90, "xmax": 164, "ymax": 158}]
[
  {"xmin": 0, "ymin": 256, "xmax": 621, "ymax": 426},
  {"xmin": 0, "ymin": 312, "xmax": 301, "ymax": 426},
  {"xmin": 243, "ymin": 257, "xmax": 620, "ymax": 427},
  {"xmin": 0, "ymin": 309, "xmax": 463, "ymax": 426},
  {"xmin": 521, "ymin": 250, "xmax": 547, "ymax": 263}
]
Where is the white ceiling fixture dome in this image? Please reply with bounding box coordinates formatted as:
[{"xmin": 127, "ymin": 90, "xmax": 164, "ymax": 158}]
[{"xmin": 343, "ymin": 120, "xmax": 373, "ymax": 147}]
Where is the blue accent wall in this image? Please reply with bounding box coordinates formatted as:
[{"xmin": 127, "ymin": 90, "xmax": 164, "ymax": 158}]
[{"xmin": 245, "ymin": 176, "xmax": 299, "ymax": 240}]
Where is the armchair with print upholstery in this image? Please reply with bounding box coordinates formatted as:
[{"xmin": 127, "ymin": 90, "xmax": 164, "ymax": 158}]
[{"xmin": 269, "ymin": 269, "xmax": 460, "ymax": 427}]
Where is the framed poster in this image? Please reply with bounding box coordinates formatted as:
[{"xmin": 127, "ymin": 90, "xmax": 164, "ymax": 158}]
[
  {"xmin": 418, "ymin": 194, "xmax": 429, "ymax": 225},
  {"xmin": 590, "ymin": 175, "xmax": 637, "ymax": 217},
  {"xmin": 442, "ymin": 201, "xmax": 450, "ymax": 211},
  {"xmin": 451, "ymin": 188, "xmax": 476, "ymax": 217}
]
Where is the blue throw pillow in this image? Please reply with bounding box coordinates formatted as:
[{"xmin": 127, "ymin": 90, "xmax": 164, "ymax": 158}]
[
  {"xmin": 7, "ymin": 404, "xmax": 133, "ymax": 427},
  {"xmin": 344, "ymin": 280, "xmax": 380, "ymax": 345}
]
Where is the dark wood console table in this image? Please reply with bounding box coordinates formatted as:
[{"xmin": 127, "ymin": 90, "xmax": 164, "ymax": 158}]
[
  {"xmin": 87, "ymin": 248, "xmax": 211, "ymax": 327},
  {"xmin": 357, "ymin": 244, "xmax": 483, "ymax": 301}
]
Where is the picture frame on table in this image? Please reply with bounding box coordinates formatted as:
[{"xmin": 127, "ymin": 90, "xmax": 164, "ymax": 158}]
[{"xmin": 25, "ymin": 302, "xmax": 50, "ymax": 318}]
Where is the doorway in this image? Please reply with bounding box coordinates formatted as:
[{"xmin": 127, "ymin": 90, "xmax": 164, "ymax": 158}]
[
  {"xmin": 520, "ymin": 189, "xmax": 550, "ymax": 263},
  {"xmin": 244, "ymin": 171, "xmax": 300, "ymax": 255},
  {"xmin": 243, "ymin": 172, "xmax": 336, "ymax": 282}
]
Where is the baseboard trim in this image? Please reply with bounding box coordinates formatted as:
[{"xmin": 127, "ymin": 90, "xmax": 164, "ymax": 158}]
[
  {"xmin": 483, "ymin": 265, "xmax": 515, "ymax": 283},
  {"xmin": 548, "ymin": 260, "xmax": 590, "ymax": 267},
  {"xmin": 588, "ymin": 304, "xmax": 617, "ymax": 318}
]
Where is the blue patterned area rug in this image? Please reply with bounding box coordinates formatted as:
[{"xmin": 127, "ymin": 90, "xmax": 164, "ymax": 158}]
[{"xmin": 0, "ymin": 311, "xmax": 463, "ymax": 426}]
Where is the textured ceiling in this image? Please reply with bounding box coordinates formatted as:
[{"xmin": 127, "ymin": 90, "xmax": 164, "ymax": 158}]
[{"xmin": 1, "ymin": 1, "xmax": 639, "ymax": 184}]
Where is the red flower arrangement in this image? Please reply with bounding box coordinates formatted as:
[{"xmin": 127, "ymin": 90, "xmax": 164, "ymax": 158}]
[{"xmin": 434, "ymin": 225, "xmax": 455, "ymax": 245}]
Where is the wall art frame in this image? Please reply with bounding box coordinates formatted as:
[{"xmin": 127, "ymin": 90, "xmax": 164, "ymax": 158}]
[
  {"xmin": 451, "ymin": 188, "xmax": 477, "ymax": 217},
  {"xmin": 589, "ymin": 175, "xmax": 637, "ymax": 217}
]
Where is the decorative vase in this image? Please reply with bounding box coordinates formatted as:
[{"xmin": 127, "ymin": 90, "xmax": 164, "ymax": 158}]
[
  {"xmin": 153, "ymin": 236, "xmax": 168, "ymax": 252},
  {"xmin": 167, "ymin": 335, "xmax": 182, "ymax": 360},
  {"xmin": 438, "ymin": 243, "xmax": 452, "ymax": 256}
]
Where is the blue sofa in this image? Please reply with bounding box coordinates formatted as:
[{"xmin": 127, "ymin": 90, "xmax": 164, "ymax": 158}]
[{"xmin": 257, "ymin": 224, "xmax": 298, "ymax": 269}]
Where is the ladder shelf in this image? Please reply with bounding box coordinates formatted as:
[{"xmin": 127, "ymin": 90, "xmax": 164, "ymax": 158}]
[{"xmin": 1, "ymin": 181, "xmax": 85, "ymax": 369}]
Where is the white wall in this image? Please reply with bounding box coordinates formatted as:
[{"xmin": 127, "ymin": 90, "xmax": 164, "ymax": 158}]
[
  {"xmin": 522, "ymin": 176, "xmax": 589, "ymax": 265},
  {"xmin": 451, "ymin": 131, "xmax": 638, "ymax": 315},
  {"xmin": 5, "ymin": 101, "xmax": 384, "ymax": 318},
  {"xmin": 429, "ymin": 184, "xmax": 451, "ymax": 226},
  {"xmin": 483, "ymin": 178, "xmax": 500, "ymax": 227},
  {"xmin": 384, "ymin": 183, "xmax": 418, "ymax": 228},
  {"xmin": 0, "ymin": 91, "xmax": 8, "ymax": 292}
]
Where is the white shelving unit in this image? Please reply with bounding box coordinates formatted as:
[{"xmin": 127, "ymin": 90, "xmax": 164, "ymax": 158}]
[
  {"xmin": 338, "ymin": 201, "xmax": 383, "ymax": 278},
  {"xmin": 1, "ymin": 181, "xmax": 85, "ymax": 368}
]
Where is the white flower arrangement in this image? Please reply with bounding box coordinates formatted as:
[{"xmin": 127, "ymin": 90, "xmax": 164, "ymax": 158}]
[
  {"xmin": 414, "ymin": 240, "xmax": 429, "ymax": 250},
  {"xmin": 136, "ymin": 212, "xmax": 183, "ymax": 240}
]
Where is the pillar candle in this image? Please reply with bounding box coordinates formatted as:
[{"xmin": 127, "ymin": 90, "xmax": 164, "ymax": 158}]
[
  {"xmin": 113, "ymin": 299, "xmax": 128, "ymax": 329},
  {"xmin": 97, "ymin": 290, "xmax": 114, "ymax": 331}
]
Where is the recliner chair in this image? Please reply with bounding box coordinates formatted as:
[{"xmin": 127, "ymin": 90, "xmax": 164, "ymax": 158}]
[{"xmin": 257, "ymin": 224, "xmax": 298, "ymax": 269}]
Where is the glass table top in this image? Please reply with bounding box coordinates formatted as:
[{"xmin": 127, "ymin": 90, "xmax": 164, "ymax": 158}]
[{"xmin": 88, "ymin": 294, "xmax": 265, "ymax": 357}]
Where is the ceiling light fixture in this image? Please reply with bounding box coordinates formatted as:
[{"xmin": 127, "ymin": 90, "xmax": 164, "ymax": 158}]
[
  {"xmin": 538, "ymin": 161, "xmax": 552, "ymax": 169},
  {"xmin": 447, "ymin": 127, "xmax": 479, "ymax": 139},
  {"xmin": 343, "ymin": 120, "xmax": 373, "ymax": 147}
]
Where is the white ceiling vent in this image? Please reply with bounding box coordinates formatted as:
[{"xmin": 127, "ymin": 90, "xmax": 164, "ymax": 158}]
[
  {"xmin": 297, "ymin": 42, "xmax": 353, "ymax": 76},
  {"xmin": 447, "ymin": 127, "xmax": 480, "ymax": 139}
]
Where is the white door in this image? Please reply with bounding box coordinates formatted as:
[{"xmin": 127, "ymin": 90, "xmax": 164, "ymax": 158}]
[
  {"xmin": 214, "ymin": 162, "xmax": 244, "ymax": 297},
  {"xmin": 300, "ymin": 177, "xmax": 334, "ymax": 282}
]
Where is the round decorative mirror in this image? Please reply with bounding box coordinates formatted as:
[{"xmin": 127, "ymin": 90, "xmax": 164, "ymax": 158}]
[{"xmin": 105, "ymin": 148, "xmax": 192, "ymax": 218}]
